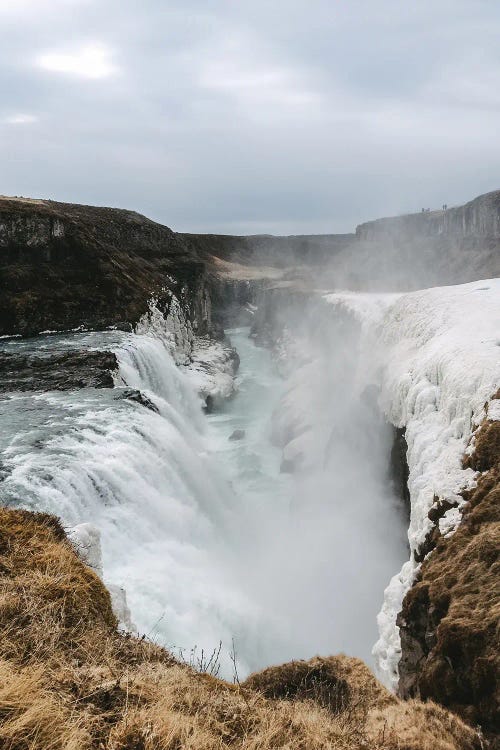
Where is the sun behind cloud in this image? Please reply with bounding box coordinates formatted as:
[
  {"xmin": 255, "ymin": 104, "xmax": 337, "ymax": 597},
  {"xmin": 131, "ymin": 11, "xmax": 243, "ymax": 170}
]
[
  {"xmin": 3, "ymin": 113, "xmax": 39, "ymax": 125},
  {"xmin": 36, "ymin": 42, "xmax": 118, "ymax": 79}
]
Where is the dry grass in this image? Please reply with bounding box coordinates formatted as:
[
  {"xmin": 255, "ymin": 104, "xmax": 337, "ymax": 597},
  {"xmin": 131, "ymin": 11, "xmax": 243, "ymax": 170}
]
[
  {"xmin": 0, "ymin": 662, "xmax": 89, "ymax": 750},
  {"xmin": 0, "ymin": 507, "xmax": 483, "ymax": 749}
]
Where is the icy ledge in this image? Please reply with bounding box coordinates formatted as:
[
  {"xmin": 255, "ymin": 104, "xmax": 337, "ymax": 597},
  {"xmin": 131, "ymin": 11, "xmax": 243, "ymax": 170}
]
[
  {"xmin": 325, "ymin": 279, "xmax": 500, "ymax": 691},
  {"xmin": 135, "ymin": 296, "xmax": 239, "ymax": 404},
  {"xmin": 68, "ymin": 523, "xmax": 136, "ymax": 632}
]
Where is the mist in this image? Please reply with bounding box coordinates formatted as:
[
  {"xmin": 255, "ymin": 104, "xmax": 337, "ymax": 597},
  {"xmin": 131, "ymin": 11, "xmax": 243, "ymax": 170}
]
[{"xmin": 218, "ymin": 297, "xmax": 408, "ymax": 669}]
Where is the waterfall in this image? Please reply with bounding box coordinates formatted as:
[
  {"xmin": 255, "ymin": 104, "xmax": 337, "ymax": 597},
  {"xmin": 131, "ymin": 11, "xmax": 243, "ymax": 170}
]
[
  {"xmin": 0, "ymin": 315, "xmax": 285, "ymax": 676},
  {"xmin": 0, "ymin": 302, "xmax": 407, "ymax": 680}
]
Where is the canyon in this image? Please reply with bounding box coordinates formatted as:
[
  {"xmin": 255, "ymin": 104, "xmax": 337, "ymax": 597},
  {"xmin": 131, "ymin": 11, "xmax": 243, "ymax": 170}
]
[{"xmin": 0, "ymin": 189, "xmax": 498, "ymax": 748}]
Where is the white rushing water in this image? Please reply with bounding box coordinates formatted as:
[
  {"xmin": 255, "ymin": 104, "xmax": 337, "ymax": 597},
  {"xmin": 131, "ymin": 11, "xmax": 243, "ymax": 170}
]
[{"xmin": 0, "ymin": 317, "xmax": 407, "ymax": 679}]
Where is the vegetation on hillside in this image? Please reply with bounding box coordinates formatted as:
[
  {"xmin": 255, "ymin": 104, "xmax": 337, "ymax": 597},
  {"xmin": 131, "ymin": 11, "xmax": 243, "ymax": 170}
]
[{"xmin": 0, "ymin": 507, "xmax": 482, "ymax": 749}]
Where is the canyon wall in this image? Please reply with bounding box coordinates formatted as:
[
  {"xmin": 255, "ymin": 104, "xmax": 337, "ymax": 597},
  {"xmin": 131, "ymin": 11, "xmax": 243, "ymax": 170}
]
[
  {"xmin": 1, "ymin": 189, "xmax": 499, "ymax": 337},
  {"xmin": 0, "ymin": 197, "xmax": 215, "ymax": 337},
  {"xmin": 342, "ymin": 190, "xmax": 500, "ymax": 291},
  {"xmin": 356, "ymin": 190, "xmax": 500, "ymax": 242},
  {"xmin": 397, "ymin": 403, "xmax": 500, "ymax": 736},
  {"xmin": 182, "ymin": 231, "xmax": 353, "ymax": 268}
]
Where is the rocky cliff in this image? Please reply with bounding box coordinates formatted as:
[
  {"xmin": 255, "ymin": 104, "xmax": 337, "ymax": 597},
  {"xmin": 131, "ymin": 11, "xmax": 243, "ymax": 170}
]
[
  {"xmin": 0, "ymin": 197, "xmax": 214, "ymax": 337},
  {"xmin": 0, "ymin": 190, "xmax": 499, "ymax": 745},
  {"xmin": 356, "ymin": 190, "xmax": 500, "ymax": 241},
  {"xmin": 343, "ymin": 190, "xmax": 500, "ymax": 291},
  {"xmin": 247, "ymin": 280, "xmax": 500, "ymax": 744},
  {"xmin": 1, "ymin": 190, "xmax": 499, "ymax": 337},
  {"xmin": 182, "ymin": 231, "xmax": 353, "ymax": 267}
]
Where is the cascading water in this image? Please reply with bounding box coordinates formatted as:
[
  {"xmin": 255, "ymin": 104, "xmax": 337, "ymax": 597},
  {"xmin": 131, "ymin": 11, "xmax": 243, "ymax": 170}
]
[{"xmin": 0, "ymin": 307, "xmax": 407, "ymax": 679}]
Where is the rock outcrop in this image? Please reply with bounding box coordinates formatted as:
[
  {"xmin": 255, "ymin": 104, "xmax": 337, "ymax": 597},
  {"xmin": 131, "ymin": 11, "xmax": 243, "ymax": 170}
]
[
  {"xmin": 244, "ymin": 656, "xmax": 482, "ymax": 750},
  {"xmin": 356, "ymin": 190, "xmax": 500, "ymax": 241},
  {"xmin": 0, "ymin": 196, "xmax": 215, "ymax": 337},
  {"xmin": 1, "ymin": 189, "xmax": 499, "ymax": 746},
  {"xmin": 0, "ymin": 349, "xmax": 118, "ymax": 391},
  {"xmin": 182, "ymin": 231, "xmax": 354, "ymax": 268},
  {"xmin": 344, "ymin": 190, "xmax": 500, "ymax": 291}
]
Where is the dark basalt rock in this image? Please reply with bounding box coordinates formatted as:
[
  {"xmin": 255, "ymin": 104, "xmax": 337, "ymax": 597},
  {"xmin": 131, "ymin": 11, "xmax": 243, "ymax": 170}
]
[
  {"xmin": 413, "ymin": 497, "xmax": 460, "ymax": 563},
  {"xmin": 0, "ymin": 350, "xmax": 118, "ymax": 392},
  {"xmin": 229, "ymin": 429, "xmax": 245, "ymax": 441},
  {"xmin": 2, "ymin": 191, "xmax": 499, "ymax": 338},
  {"xmin": 116, "ymin": 388, "xmax": 159, "ymax": 413},
  {"xmin": 0, "ymin": 197, "xmax": 216, "ymax": 337},
  {"xmin": 390, "ymin": 426, "xmax": 410, "ymax": 521}
]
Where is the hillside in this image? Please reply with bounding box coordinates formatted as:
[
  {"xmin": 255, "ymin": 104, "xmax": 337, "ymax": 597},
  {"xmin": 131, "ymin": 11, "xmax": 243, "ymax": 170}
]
[{"xmin": 0, "ymin": 507, "xmax": 481, "ymax": 750}]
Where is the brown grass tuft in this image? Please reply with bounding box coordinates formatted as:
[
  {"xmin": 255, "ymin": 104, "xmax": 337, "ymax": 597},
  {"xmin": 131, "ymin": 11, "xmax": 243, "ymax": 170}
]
[
  {"xmin": 243, "ymin": 655, "xmax": 394, "ymax": 718},
  {"xmin": 0, "ymin": 661, "xmax": 90, "ymax": 749}
]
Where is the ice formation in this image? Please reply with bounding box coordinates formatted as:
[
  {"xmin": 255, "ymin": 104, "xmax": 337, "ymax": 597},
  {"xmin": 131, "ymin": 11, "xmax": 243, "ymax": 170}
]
[{"xmin": 327, "ymin": 279, "xmax": 500, "ymax": 689}]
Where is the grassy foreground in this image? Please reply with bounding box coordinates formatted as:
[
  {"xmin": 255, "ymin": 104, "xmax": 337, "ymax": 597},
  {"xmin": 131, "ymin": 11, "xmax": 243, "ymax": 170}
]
[{"xmin": 0, "ymin": 507, "xmax": 482, "ymax": 750}]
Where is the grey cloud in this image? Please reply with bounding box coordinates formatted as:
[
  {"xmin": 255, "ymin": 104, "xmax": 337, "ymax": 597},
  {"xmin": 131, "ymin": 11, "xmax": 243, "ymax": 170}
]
[{"xmin": 0, "ymin": 0, "xmax": 499, "ymax": 233}]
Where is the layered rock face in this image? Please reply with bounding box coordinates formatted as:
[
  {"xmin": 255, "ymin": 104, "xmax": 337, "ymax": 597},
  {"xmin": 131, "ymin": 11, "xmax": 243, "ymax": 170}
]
[
  {"xmin": 193, "ymin": 189, "xmax": 500, "ymax": 294},
  {"xmin": 0, "ymin": 197, "xmax": 215, "ymax": 337},
  {"xmin": 345, "ymin": 190, "xmax": 500, "ymax": 291},
  {"xmin": 248, "ymin": 279, "xmax": 500, "ymax": 742},
  {"xmin": 182, "ymin": 230, "xmax": 354, "ymax": 267},
  {"xmin": 356, "ymin": 190, "xmax": 500, "ymax": 241},
  {"xmin": 3, "ymin": 189, "xmax": 499, "ymax": 338}
]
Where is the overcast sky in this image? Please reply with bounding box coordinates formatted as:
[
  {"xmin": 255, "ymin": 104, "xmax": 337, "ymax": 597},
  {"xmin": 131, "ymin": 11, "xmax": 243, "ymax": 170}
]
[{"xmin": 0, "ymin": 1, "xmax": 499, "ymax": 234}]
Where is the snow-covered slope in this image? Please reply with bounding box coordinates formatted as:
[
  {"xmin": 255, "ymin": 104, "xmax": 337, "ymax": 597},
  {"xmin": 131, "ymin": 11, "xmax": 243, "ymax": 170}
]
[{"xmin": 327, "ymin": 279, "xmax": 500, "ymax": 689}]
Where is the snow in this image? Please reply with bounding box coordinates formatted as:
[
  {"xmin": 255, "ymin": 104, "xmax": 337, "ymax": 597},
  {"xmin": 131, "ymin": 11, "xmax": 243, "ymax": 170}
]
[
  {"xmin": 68, "ymin": 523, "xmax": 103, "ymax": 576},
  {"xmin": 323, "ymin": 290, "xmax": 402, "ymax": 329},
  {"xmin": 69, "ymin": 523, "xmax": 136, "ymax": 632},
  {"xmin": 438, "ymin": 507, "xmax": 462, "ymax": 537},
  {"xmin": 326, "ymin": 279, "xmax": 500, "ymax": 690},
  {"xmin": 211, "ymin": 255, "xmax": 285, "ymax": 281},
  {"xmin": 488, "ymin": 399, "xmax": 500, "ymax": 421},
  {"xmin": 135, "ymin": 295, "xmax": 194, "ymax": 365},
  {"xmin": 183, "ymin": 336, "xmax": 239, "ymax": 404},
  {"xmin": 107, "ymin": 584, "xmax": 137, "ymax": 633},
  {"xmin": 135, "ymin": 297, "xmax": 239, "ymax": 404}
]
